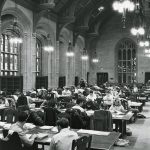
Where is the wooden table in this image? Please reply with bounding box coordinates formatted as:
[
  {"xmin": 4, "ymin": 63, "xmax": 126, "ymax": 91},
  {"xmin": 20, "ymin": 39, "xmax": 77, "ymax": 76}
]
[
  {"xmin": 33, "ymin": 128, "xmax": 120, "ymax": 150},
  {"xmin": 112, "ymin": 112, "xmax": 133, "ymax": 137},
  {"xmin": 86, "ymin": 110, "xmax": 133, "ymax": 137},
  {"xmin": 129, "ymin": 102, "xmax": 143, "ymax": 112},
  {"xmin": 0, "ymin": 123, "xmax": 120, "ymax": 150}
]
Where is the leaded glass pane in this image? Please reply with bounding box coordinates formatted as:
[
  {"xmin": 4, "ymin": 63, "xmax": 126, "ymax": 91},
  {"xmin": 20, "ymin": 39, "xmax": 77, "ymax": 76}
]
[
  {"xmin": 117, "ymin": 39, "xmax": 136, "ymax": 84},
  {"xmin": 1, "ymin": 34, "xmax": 20, "ymax": 76}
]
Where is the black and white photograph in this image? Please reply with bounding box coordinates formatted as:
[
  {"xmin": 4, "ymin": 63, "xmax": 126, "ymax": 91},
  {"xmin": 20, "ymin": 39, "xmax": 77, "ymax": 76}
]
[{"xmin": 0, "ymin": 0, "xmax": 150, "ymax": 150}]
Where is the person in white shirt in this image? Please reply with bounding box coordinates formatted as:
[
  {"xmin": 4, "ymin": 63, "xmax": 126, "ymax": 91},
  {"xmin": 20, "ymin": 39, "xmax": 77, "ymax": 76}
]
[
  {"xmin": 103, "ymin": 90, "xmax": 114, "ymax": 105},
  {"xmin": 9, "ymin": 112, "xmax": 37, "ymax": 148},
  {"xmin": 72, "ymin": 97, "xmax": 85, "ymax": 113},
  {"xmin": 62, "ymin": 87, "xmax": 72, "ymax": 97},
  {"xmin": 49, "ymin": 118, "xmax": 78, "ymax": 150},
  {"xmin": 109, "ymin": 98, "xmax": 126, "ymax": 113},
  {"xmin": 86, "ymin": 90, "xmax": 97, "ymax": 102}
]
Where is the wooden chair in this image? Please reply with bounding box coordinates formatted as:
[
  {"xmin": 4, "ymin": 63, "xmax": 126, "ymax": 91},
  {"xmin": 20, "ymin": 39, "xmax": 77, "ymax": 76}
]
[
  {"xmin": 72, "ymin": 135, "xmax": 92, "ymax": 150},
  {"xmin": 44, "ymin": 107, "xmax": 57, "ymax": 126},
  {"xmin": 93, "ymin": 110, "xmax": 113, "ymax": 131},
  {"xmin": 3, "ymin": 108, "xmax": 18, "ymax": 123},
  {"xmin": 0, "ymin": 132, "xmax": 22, "ymax": 150}
]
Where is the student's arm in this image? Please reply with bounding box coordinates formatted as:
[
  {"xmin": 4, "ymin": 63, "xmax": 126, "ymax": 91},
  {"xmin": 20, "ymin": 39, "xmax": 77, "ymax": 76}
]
[{"xmin": 49, "ymin": 137, "xmax": 56, "ymax": 150}]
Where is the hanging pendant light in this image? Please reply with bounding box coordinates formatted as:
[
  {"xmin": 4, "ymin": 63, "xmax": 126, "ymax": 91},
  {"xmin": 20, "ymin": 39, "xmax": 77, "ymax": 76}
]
[
  {"xmin": 130, "ymin": 1, "xmax": 145, "ymax": 38},
  {"xmin": 92, "ymin": 50, "xmax": 99, "ymax": 63},
  {"xmin": 112, "ymin": 0, "xmax": 135, "ymax": 28},
  {"xmin": 43, "ymin": 10, "xmax": 54, "ymax": 52},
  {"xmin": 81, "ymin": 48, "xmax": 88, "ymax": 60},
  {"xmin": 44, "ymin": 34, "xmax": 54, "ymax": 52},
  {"xmin": 9, "ymin": 0, "xmax": 22, "ymax": 44},
  {"xmin": 66, "ymin": 41, "xmax": 74, "ymax": 57}
]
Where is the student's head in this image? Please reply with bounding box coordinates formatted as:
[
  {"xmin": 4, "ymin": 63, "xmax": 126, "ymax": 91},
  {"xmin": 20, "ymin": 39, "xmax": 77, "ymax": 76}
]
[
  {"xmin": 113, "ymin": 98, "xmax": 121, "ymax": 106},
  {"xmin": 18, "ymin": 111, "xmax": 28, "ymax": 123},
  {"xmin": 56, "ymin": 118, "xmax": 69, "ymax": 131},
  {"xmin": 89, "ymin": 90, "xmax": 93, "ymax": 94},
  {"xmin": 76, "ymin": 97, "xmax": 84, "ymax": 106}
]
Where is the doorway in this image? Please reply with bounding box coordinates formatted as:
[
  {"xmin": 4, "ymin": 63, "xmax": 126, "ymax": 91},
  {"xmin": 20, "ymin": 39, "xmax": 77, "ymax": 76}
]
[{"xmin": 97, "ymin": 72, "xmax": 108, "ymax": 86}]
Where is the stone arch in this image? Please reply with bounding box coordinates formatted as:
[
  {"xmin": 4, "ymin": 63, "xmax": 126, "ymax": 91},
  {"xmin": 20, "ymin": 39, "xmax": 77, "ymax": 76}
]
[
  {"xmin": 36, "ymin": 18, "xmax": 56, "ymax": 46},
  {"xmin": 59, "ymin": 28, "xmax": 71, "ymax": 44},
  {"xmin": 76, "ymin": 35, "xmax": 85, "ymax": 51},
  {"xmin": 2, "ymin": 7, "xmax": 31, "ymax": 32}
]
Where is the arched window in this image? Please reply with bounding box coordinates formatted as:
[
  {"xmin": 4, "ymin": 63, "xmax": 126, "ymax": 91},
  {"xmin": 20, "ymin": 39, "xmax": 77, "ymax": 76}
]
[
  {"xmin": 36, "ymin": 39, "xmax": 42, "ymax": 76},
  {"xmin": 1, "ymin": 34, "xmax": 20, "ymax": 76},
  {"xmin": 117, "ymin": 39, "xmax": 137, "ymax": 84}
]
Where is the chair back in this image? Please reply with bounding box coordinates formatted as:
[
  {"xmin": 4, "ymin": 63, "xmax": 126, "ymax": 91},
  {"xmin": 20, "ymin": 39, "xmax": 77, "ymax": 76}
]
[
  {"xmin": 70, "ymin": 109, "xmax": 85, "ymax": 129},
  {"xmin": 17, "ymin": 105, "xmax": 29, "ymax": 112},
  {"xmin": 72, "ymin": 135, "xmax": 92, "ymax": 150},
  {"xmin": 0, "ymin": 131, "xmax": 22, "ymax": 150},
  {"xmin": 93, "ymin": 110, "xmax": 113, "ymax": 131},
  {"xmin": 44, "ymin": 107, "xmax": 57, "ymax": 126},
  {"xmin": 3, "ymin": 108, "xmax": 18, "ymax": 123},
  {"xmin": 121, "ymin": 99, "xmax": 129, "ymax": 110}
]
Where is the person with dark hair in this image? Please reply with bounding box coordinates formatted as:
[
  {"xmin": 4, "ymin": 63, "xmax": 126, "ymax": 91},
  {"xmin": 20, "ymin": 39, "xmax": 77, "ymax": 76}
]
[
  {"xmin": 72, "ymin": 97, "xmax": 85, "ymax": 113},
  {"xmin": 9, "ymin": 111, "xmax": 37, "ymax": 148},
  {"xmin": 86, "ymin": 90, "xmax": 97, "ymax": 102},
  {"xmin": 16, "ymin": 93, "xmax": 29, "ymax": 108},
  {"xmin": 72, "ymin": 98, "xmax": 90, "ymax": 129},
  {"xmin": 49, "ymin": 118, "xmax": 78, "ymax": 150}
]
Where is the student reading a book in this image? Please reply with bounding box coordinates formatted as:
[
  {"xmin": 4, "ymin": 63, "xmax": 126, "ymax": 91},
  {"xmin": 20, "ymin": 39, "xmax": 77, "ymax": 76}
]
[
  {"xmin": 49, "ymin": 118, "xmax": 78, "ymax": 150},
  {"xmin": 9, "ymin": 111, "xmax": 37, "ymax": 149}
]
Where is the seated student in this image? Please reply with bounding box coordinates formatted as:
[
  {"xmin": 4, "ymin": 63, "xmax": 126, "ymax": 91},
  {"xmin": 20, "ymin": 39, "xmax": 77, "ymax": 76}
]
[
  {"xmin": 9, "ymin": 111, "xmax": 37, "ymax": 149},
  {"xmin": 86, "ymin": 90, "xmax": 97, "ymax": 102},
  {"xmin": 49, "ymin": 118, "xmax": 78, "ymax": 150},
  {"xmin": 62, "ymin": 87, "xmax": 72, "ymax": 97},
  {"xmin": 72, "ymin": 98, "xmax": 90, "ymax": 129},
  {"xmin": 16, "ymin": 93, "xmax": 29, "ymax": 108},
  {"xmin": 72, "ymin": 97, "xmax": 85, "ymax": 113},
  {"xmin": 109, "ymin": 98, "xmax": 126, "ymax": 113},
  {"xmin": 109, "ymin": 98, "xmax": 127, "ymax": 132},
  {"xmin": 103, "ymin": 90, "xmax": 114, "ymax": 105}
]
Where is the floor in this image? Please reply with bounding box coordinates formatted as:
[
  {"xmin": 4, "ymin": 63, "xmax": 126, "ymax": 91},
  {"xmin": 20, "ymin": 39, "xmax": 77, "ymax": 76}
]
[{"xmin": 114, "ymin": 101, "xmax": 150, "ymax": 150}]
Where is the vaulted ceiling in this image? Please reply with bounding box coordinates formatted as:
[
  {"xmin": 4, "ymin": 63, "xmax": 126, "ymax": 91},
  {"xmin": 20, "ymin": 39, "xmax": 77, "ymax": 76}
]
[{"xmin": 1, "ymin": 0, "xmax": 116, "ymax": 38}]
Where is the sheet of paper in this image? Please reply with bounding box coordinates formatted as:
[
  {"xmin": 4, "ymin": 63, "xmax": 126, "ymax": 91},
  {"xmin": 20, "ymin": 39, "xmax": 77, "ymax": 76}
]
[
  {"xmin": 77, "ymin": 129, "xmax": 110, "ymax": 136},
  {"xmin": 3, "ymin": 123, "xmax": 11, "ymax": 129},
  {"xmin": 45, "ymin": 137, "xmax": 51, "ymax": 142},
  {"xmin": 37, "ymin": 133, "xmax": 48, "ymax": 139},
  {"xmin": 24, "ymin": 123, "xmax": 36, "ymax": 129},
  {"xmin": 39, "ymin": 126, "xmax": 53, "ymax": 130},
  {"xmin": 0, "ymin": 121, "xmax": 6, "ymax": 127},
  {"xmin": 26, "ymin": 134, "xmax": 32, "ymax": 139}
]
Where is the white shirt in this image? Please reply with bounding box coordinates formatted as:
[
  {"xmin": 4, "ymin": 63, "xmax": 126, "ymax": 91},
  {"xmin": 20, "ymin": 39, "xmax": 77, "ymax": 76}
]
[
  {"xmin": 72, "ymin": 105, "xmax": 85, "ymax": 113},
  {"xmin": 86, "ymin": 94, "xmax": 97, "ymax": 101},
  {"xmin": 49, "ymin": 128, "xmax": 78, "ymax": 150},
  {"xmin": 62, "ymin": 90, "xmax": 71, "ymax": 96}
]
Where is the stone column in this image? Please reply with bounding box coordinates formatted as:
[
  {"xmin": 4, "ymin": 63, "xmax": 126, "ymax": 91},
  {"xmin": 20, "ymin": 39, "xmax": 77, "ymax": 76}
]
[
  {"xmin": 31, "ymin": 33, "xmax": 36, "ymax": 90},
  {"xmin": 55, "ymin": 40, "xmax": 59, "ymax": 87},
  {"xmin": 48, "ymin": 50, "xmax": 53, "ymax": 89},
  {"xmin": 0, "ymin": 18, "xmax": 1, "ymax": 91},
  {"xmin": 23, "ymin": 32, "xmax": 33, "ymax": 92},
  {"xmin": 82, "ymin": 60, "xmax": 88, "ymax": 81},
  {"xmin": 66, "ymin": 55, "xmax": 69, "ymax": 86},
  {"xmin": 23, "ymin": 32, "xmax": 28, "ymax": 93}
]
